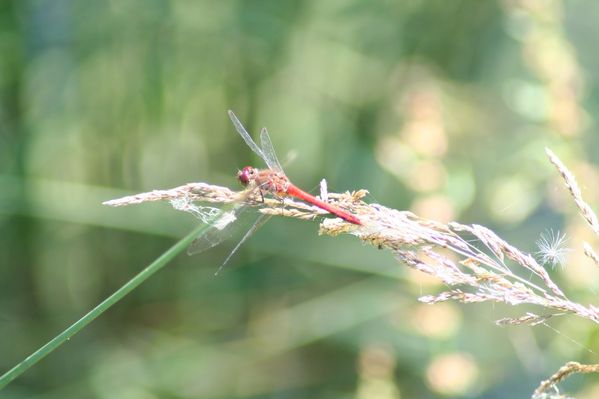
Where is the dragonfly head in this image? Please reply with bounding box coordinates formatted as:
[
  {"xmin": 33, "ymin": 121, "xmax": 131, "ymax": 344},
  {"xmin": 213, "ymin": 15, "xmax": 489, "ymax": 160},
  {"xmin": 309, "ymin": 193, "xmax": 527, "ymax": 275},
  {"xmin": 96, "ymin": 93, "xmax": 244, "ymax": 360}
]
[{"xmin": 237, "ymin": 166, "xmax": 255, "ymax": 186}]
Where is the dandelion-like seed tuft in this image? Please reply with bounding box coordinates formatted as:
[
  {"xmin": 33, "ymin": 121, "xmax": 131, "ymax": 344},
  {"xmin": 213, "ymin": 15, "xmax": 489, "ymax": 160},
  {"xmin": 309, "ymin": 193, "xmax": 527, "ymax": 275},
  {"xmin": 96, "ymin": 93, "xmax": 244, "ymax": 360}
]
[{"xmin": 535, "ymin": 229, "xmax": 571, "ymax": 269}]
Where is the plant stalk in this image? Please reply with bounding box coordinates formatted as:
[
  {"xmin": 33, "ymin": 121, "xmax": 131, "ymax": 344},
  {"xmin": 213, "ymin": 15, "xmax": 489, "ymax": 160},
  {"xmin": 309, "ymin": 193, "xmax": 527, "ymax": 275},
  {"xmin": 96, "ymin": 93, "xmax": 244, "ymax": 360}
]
[{"xmin": 0, "ymin": 222, "xmax": 213, "ymax": 390}]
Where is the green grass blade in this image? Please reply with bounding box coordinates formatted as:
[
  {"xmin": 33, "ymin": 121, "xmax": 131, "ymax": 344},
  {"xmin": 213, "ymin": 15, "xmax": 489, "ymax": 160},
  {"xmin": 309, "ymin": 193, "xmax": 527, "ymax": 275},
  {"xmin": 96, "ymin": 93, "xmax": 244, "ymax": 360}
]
[{"xmin": 0, "ymin": 221, "xmax": 214, "ymax": 390}]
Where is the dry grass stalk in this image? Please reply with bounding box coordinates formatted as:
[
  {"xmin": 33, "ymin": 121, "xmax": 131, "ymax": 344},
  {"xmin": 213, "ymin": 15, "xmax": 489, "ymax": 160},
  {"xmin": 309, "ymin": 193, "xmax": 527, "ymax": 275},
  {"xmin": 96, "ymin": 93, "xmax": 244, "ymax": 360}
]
[
  {"xmin": 533, "ymin": 362, "xmax": 599, "ymax": 398},
  {"xmin": 103, "ymin": 183, "xmax": 241, "ymax": 207},
  {"xmin": 104, "ymin": 148, "xmax": 599, "ymax": 397},
  {"xmin": 583, "ymin": 242, "xmax": 599, "ymax": 267},
  {"xmin": 533, "ymin": 149, "xmax": 599, "ymax": 398},
  {"xmin": 104, "ymin": 165, "xmax": 599, "ymax": 324},
  {"xmin": 546, "ymin": 148, "xmax": 599, "ymax": 236},
  {"xmin": 495, "ymin": 312, "xmax": 562, "ymax": 327},
  {"xmin": 321, "ymin": 204, "xmax": 599, "ymax": 323}
]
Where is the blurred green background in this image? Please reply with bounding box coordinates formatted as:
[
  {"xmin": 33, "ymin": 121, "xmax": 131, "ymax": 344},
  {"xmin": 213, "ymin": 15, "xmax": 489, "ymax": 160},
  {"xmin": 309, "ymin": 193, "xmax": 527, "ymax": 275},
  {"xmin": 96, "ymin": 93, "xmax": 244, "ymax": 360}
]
[{"xmin": 2, "ymin": 0, "xmax": 599, "ymax": 398}]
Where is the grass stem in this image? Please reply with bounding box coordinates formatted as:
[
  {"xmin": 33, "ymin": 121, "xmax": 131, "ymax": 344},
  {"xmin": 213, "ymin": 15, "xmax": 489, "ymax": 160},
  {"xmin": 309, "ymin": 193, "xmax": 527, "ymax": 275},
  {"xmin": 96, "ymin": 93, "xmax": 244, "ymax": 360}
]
[{"xmin": 0, "ymin": 221, "xmax": 213, "ymax": 390}]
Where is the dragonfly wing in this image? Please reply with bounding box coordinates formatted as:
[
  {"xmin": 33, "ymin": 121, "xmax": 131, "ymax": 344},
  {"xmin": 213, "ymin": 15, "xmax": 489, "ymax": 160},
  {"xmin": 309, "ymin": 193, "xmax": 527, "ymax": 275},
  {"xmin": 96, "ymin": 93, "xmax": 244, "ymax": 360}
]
[
  {"xmin": 228, "ymin": 110, "xmax": 269, "ymax": 164},
  {"xmin": 215, "ymin": 213, "xmax": 272, "ymax": 275},
  {"xmin": 187, "ymin": 225, "xmax": 233, "ymax": 256},
  {"xmin": 186, "ymin": 207, "xmax": 243, "ymax": 256},
  {"xmin": 259, "ymin": 127, "xmax": 284, "ymax": 173}
]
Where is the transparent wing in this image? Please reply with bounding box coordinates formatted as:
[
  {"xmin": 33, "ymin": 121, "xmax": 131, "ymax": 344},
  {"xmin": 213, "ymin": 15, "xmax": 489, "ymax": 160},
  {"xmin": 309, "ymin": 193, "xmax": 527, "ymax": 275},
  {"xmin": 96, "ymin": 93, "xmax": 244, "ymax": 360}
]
[
  {"xmin": 186, "ymin": 206, "xmax": 245, "ymax": 256},
  {"xmin": 227, "ymin": 110, "xmax": 269, "ymax": 166},
  {"xmin": 259, "ymin": 127, "xmax": 284, "ymax": 173},
  {"xmin": 214, "ymin": 213, "xmax": 272, "ymax": 275},
  {"xmin": 187, "ymin": 225, "xmax": 233, "ymax": 256}
]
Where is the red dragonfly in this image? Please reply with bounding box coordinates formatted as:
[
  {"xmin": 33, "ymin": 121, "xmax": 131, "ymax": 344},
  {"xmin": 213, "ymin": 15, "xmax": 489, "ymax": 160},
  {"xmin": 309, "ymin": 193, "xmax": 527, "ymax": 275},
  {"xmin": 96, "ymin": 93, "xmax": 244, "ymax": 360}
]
[{"xmin": 187, "ymin": 111, "xmax": 361, "ymax": 272}]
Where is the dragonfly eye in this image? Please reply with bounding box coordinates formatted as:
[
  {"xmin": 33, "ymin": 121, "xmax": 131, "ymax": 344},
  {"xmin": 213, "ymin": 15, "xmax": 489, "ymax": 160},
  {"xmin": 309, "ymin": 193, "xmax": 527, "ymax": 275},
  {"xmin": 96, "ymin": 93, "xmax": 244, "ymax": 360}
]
[{"xmin": 237, "ymin": 166, "xmax": 253, "ymax": 186}]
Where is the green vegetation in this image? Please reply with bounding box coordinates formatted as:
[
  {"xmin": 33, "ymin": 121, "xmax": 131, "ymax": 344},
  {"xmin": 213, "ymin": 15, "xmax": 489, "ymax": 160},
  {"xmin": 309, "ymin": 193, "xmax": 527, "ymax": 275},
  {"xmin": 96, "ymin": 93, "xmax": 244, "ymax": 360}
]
[{"xmin": 1, "ymin": 1, "xmax": 598, "ymax": 397}]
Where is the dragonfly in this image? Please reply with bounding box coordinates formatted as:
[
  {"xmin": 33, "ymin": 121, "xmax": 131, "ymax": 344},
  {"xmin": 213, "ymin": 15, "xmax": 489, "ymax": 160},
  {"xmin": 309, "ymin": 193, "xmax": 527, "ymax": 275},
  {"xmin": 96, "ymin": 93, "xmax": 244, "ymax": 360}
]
[{"xmin": 187, "ymin": 110, "xmax": 362, "ymax": 273}]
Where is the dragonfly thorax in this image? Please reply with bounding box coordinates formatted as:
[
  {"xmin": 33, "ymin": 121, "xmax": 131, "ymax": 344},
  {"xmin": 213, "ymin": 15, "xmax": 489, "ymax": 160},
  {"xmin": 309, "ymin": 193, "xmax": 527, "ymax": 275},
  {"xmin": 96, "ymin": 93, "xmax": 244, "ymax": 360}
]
[{"xmin": 237, "ymin": 166, "xmax": 290, "ymax": 194}]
